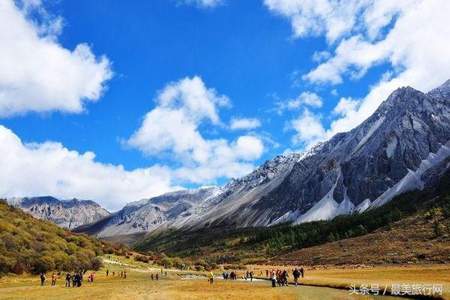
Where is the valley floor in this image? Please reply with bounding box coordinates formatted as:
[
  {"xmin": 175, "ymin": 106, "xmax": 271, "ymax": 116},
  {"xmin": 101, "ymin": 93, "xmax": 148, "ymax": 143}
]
[{"xmin": 0, "ymin": 261, "xmax": 448, "ymax": 299}]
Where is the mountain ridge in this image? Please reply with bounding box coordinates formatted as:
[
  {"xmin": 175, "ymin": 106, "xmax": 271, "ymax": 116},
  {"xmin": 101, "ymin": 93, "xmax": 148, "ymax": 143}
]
[
  {"xmin": 71, "ymin": 80, "xmax": 450, "ymax": 239},
  {"xmin": 8, "ymin": 196, "xmax": 111, "ymax": 229}
]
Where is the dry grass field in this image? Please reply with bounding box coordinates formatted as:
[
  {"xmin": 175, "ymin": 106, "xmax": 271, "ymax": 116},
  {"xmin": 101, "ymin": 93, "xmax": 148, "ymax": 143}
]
[
  {"xmin": 0, "ymin": 270, "xmax": 398, "ymax": 300},
  {"xmin": 253, "ymin": 264, "xmax": 450, "ymax": 299},
  {"xmin": 0, "ymin": 259, "xmax": 448, "ymax": 300}
]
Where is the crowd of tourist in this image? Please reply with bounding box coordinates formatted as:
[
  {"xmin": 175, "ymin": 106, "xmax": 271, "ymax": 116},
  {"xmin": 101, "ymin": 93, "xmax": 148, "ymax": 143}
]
[
  {"xmin": 268, "ymin": 267, "xmax": 304, "ymax": 287},
  {"xmin": 38, "ymin": 268, "xmax": 128, "ymax": 288}
]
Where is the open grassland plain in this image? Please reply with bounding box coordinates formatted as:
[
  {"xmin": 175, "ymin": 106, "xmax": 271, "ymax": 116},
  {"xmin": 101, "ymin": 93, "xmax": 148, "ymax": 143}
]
[
  {"xmin": 0, "ymin": 271, "xmax": 401, "ymax": 300},
  {"xmin": 253, "ymin": 264, "xmax": 450, "ymax": 299},
  {"xmin": 0, "ymin": 261, "xmax": 448, "ymax": 300}
]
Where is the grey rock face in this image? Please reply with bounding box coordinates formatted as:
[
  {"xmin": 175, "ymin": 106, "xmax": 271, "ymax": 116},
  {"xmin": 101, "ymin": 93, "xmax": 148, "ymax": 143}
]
[
  {"xmin": 252, "ymin": 84, "xmax": 450, "ymax": 223},
  {"xmin": 90, "ymin": 187, "xmax": 222, "ymax": 237},
  {"xmin": 8, "ymin": 196, "xmax": 111, "ymax": 229}
]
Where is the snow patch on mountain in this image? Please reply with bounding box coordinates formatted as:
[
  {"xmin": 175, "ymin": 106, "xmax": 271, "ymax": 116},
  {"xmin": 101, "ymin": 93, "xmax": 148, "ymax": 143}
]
[
  {"xmin": 294, "ymin": 189, "xmax": 339, "ymax": 224},
  {"xmin": 371, "ymin": 141, "xmax": 450, "ymax": 207},
  {"xmin": 335, "ymin": 188, "xmax": 355, "ymax": 216},
  {"xmin": 355, "ymin": 199, "xmax": 371, "ymax": 213},
  {"xmin": 352, "ymin": 116, "xmax": 385, "ymax": 155},
  {"xmin": 386, "ymin": 136, "xmax": 398, "ymax": 158}
]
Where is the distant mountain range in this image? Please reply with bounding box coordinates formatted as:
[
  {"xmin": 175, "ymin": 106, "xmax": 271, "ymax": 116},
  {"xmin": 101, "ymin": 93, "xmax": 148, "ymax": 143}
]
[
  {"xmin": 12, "ymin": 80, "xmax": 450, "ymax": 242},
  {"xmin": 7, "ymin": 196, "xmax": 110, "ymax": 229},
  {"xmin": 76, "ymin": 79, "xmax": 450, "ymax": 239}
]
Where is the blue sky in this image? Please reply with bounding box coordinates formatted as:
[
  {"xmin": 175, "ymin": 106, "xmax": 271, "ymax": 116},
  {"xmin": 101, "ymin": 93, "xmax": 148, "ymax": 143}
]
[
  {"xmin": 1, "ymin": 0, "xmax": 449, "ymax": 210},
  {"xmin": 5, "ymin": 0, "xmax": 327, "ymax": 168}
]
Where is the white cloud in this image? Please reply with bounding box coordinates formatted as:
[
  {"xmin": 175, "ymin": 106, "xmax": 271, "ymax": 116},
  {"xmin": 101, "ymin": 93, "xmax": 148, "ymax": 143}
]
[
  {"xmin": 312, "ymin": 50, "xmax": 331, "ymax": 62},
  {"xmin": 299, "ymin": 91, "xmax": 323, "ymax": 107},
  {"xmin": 289, "ymin": 109, "xmax": 326, "ymax": 147},
  {"xmin": 276, "ymin": 91, "xmax": 323, "ymax": 114},
  {"xmin": 264, "ymin": 0, "xmax": 369, "ymax": 43},
  {"xmin": 0, "ymin": 0, "xmax": 112, "ymax": 117},
  {"xmin": 173, "ymin": 135, "xmax": 264, "ymax": 183},
  {"xmin": 266, "ymin": 0, "xmax": 450, "ymax": 141},
  {"xmin": 229, "ymin": 118, "xmax": 261, "ymax": 130},
  {"xmin": 0, "ymin": 125, "xmax": 175, "ymax": 211},
  {"xmin": 0, "ymin": 75, "xmax": 264, "ymax": 208},
  {"xmin": 180, "ymin": 0, "xmax": 223, "ymax": 8},
  {"xmin": 303, "ymin": 35, "xmax": 388, "ymax": 84},
  {"xmin": 127, "ymin": 76, "xmax": 264, "ymax": 183},
  {"xmin": 332, "ymin": 97, "xmax": 359, "ymax": 116}
]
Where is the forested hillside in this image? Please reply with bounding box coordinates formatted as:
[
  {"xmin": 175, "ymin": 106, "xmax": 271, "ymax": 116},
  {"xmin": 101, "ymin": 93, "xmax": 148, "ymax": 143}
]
[{"xmin": 0, "ymin": 200, "xmax": 127, "ymax": 276}]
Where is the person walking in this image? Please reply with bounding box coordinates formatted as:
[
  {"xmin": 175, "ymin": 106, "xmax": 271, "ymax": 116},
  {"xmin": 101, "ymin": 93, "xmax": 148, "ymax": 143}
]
[
  {"xmin": 300, "ymin": 267, "xmax": 304, "ymax": 278},
  {"xmin": 51, "ymin": 273, "xmax": 57, "ymax": 286},
  {"xmin": 293, "ymin": 268, "xmax": 300, "ymax": 286},
  {"xmin": 106, "ymin": 269, "xmax": 109, "ymax": 277},
  {"xmin": 65, "ymin": 273, "xmax": 71, "ymax": 287},
  {"xmin": 40, "ymin": 273, "xmax": 46, "ymax": 286},
  {"xmin": 250, "ymin": 271, "xmax": 253, "ymax": 282},
  {"xmin": 75, "ymin": 273, "xmax": 82, "ymax": 287},
  {"xmin": 276, "ymin": 270, "xmax": 281, "ymax": 287},
  {"xmin": 208, "ymin": 272, "xmax": 214, "ymax": 284},
  {"xmin": 271, "ymin": 270, "xmax": 276, "ymax": 288},
  {"xmin": 156, "ymin": 273, "xmax": 159, "ymax": 280},
  {"xmin": 282, "ymin": 270, "xmax": 288, "ymax": 286}
]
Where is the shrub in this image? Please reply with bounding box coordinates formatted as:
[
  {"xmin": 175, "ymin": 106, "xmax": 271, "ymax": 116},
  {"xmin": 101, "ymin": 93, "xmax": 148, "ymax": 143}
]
[
  {"xmin": 11, "ymin": 262, "xmax": 25, "ymax": 275},
  {"xmin": 90, "ymin": 257, "xmax": 103, "ymax": 271},
  {"xmin": 33, "ymin": 256, "xmax": 55, "ymax": 274},
  {"xmin": 0, "ymin": 255, "xmax": 15, "ymax": 275},
  {"xmin": 134, "ymin": 255, "xmax": 150, "ymax": 263}
]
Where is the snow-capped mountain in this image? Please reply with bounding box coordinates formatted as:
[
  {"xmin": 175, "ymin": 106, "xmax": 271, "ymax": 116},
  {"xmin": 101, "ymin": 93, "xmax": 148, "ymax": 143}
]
[
  {"xmin": 8, "ymin": 196, "xmax": 111, "ymax": 229},
  {"xmin": 77, "ymin": 187, "xmax": 222, "ymax": 237},
  {"xmin": 80, "ymin": 79, "xmax": 450, "ymax": 238}
]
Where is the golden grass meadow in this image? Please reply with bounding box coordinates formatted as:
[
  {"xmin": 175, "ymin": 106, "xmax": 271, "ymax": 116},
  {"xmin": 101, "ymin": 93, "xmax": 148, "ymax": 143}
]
[{"xmin": 0, "ymin": 257, "xmax": 449, "ymax": 300}]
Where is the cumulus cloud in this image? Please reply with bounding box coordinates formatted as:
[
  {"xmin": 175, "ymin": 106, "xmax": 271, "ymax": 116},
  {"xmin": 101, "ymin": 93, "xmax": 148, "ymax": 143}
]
[
  {"xmin": 127, "ymin": 76, "xmax": 264, "ymax": 183},
  {"xmin": 0, "ymin": 125, "xmax": 175, "ymax": 211},
  {"xmin": 173, "ymin": 135, "xmax": 264, "ymax": 183},
  {"xmin": 264, "ymin": 0, "xmax": 369, "ymax": 43},
  {"xmin": 332, "ymin": 97, "xmax": 359, "ymax": 117},
  {"xmin": 229, "ymin": 118, "xmax": 261, "ymax": 130},
  {"xmin": 312, "ymin": 50, "xmax": 331, "ymax": 63},
  {"xmin": 289, "ymin": 109, "xmax": 326, "ymax": 147},
  {"xmin": 0, "ymin": 0, "xmax": 112, "ymax": 117},
  {"xmin": 180, "ymin": 0, "xmax": 223, "ymax": 8},
  {"xmin": 266, "ymin": 0, "xmax": 450, "ymax": 141},
  {"xmin": 276, "ymin": 91, "xmax": 323, "ymax": 114}
]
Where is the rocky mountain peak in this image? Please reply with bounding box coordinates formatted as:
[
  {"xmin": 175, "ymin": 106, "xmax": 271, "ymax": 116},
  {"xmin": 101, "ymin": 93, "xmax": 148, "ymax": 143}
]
[
  {"xmin": 427, "ymin": 79, "xmax": 450, "ymax": 99},
  {"xmin": 8, "ymin": 196, "xmax": 110, "ymax": 229}
]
